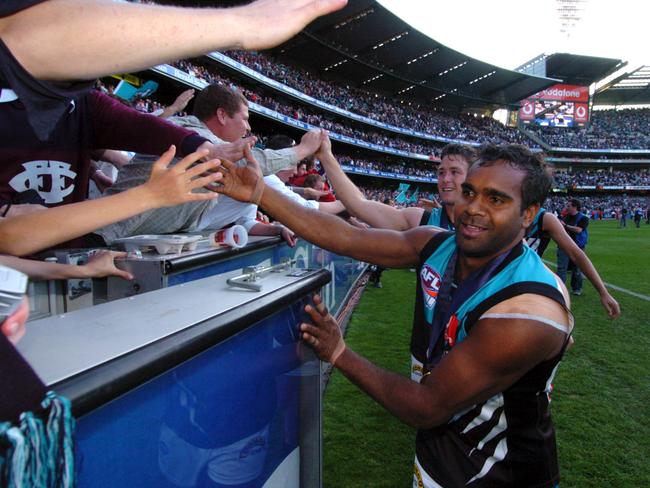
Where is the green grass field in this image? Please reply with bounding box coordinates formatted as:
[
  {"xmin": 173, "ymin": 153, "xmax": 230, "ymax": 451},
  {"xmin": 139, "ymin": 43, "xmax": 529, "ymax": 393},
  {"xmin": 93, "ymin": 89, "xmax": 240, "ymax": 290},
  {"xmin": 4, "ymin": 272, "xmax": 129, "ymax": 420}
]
[{"xmin": 323, "ymin": 219, "xmax": 650, "ymax": 487}]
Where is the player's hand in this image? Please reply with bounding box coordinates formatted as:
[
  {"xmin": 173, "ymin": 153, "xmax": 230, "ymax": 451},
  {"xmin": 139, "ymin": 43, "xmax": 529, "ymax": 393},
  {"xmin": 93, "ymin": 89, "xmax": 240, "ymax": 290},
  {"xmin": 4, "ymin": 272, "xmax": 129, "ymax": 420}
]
[
  {"xmin": 315, "ymin": 130, "xmax": 332, "ymax": 160},
  {"xmin": 300, "ymin": 294, "xmax": 346, "ymax": 364},
  {"xmin": 83, "ymin": 251, "xmax": 133, "ymax": 280},
  {"xmin": 600, "ymin": 292, "xmax": 621, "ymax": 319},
  {"xmin": 140, "ymin": 145, "xmax": 221, "ymax": 207},
  {"xmin": 213, "ymin": 144, "xmax": 264, "ymax": 203},
  {"xmin": 298, "ymin": 128, "xmax": 325, "ymax": 156}
]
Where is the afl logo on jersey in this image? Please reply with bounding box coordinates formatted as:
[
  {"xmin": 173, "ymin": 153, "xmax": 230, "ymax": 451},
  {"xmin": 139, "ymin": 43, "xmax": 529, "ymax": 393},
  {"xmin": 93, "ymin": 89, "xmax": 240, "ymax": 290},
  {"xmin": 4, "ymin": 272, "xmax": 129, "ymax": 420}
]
[{"xmin": 420, "ymin": 264, "xmax": 442, "ymax": 310}]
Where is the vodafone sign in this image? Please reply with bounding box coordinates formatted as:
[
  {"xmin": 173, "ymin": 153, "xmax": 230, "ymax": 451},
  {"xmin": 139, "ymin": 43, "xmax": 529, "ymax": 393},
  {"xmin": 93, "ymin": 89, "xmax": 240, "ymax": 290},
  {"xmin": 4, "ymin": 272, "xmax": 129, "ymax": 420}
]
[{"xmin": 536, "ymin": 84, "xmax": 589, "ymax": 102}]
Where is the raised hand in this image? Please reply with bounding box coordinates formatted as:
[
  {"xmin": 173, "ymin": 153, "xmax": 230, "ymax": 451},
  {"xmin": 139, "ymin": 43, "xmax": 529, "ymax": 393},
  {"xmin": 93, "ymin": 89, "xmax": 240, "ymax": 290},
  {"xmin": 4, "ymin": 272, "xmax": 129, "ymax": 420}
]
[
  {"xmin": 315, "ymin": 130, "xmax": 332, "ymax": 160},
  {"xmin": 418, "ymin": 197, "xmax": 441, "ymax": 211},
  {"xmin": 236, "ymin": 0, "xmax": 348, "ymax": 50},
  {"xmin": 169, "ymin": 89, "xmax": 195, "ymax": 113},
  {"xmin": 201, "ymin": 136, "xmax": 257, "ymax": 163}
]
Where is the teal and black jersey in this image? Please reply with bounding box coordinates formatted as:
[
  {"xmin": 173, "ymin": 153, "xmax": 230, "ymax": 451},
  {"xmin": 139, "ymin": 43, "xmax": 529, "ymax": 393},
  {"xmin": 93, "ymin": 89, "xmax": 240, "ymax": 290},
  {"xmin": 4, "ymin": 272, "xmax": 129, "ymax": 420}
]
[
  {"xmin": 411, "ymin": 233, "xmax": 570, "ymax": 488},
  {"xmin": 420, "ymin": 204, "xmax": 454, "ymax": 230},
  {"xmin": 524, "ymin": 208, "xmax": 551, "ymax": 257}
]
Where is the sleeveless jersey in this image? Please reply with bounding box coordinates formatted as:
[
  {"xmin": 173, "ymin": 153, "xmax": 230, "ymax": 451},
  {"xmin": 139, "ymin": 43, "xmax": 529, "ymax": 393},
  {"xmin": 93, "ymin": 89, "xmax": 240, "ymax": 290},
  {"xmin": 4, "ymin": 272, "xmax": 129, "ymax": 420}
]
[
  {"xmin": 524, "ymin": 208, "xmax": 551, "ymax": 257},
  {"xmin": 412, "ymin": 233, "xmax": 569, "ymax": 487},
  {"xmin": 420, "ymin": 205, "xmax": 454, "ymax": 230},
  {"xmin": 411, "ymin": 207, "xmax": 453, "ymax": 382}
]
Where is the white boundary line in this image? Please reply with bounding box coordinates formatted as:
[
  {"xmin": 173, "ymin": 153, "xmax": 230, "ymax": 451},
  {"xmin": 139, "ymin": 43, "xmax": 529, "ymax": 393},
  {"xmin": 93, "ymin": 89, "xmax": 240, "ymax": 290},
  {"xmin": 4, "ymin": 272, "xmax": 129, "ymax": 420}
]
[{"xmin": 542, "ymin": 259, "xmax": 650, "ymax": 303}]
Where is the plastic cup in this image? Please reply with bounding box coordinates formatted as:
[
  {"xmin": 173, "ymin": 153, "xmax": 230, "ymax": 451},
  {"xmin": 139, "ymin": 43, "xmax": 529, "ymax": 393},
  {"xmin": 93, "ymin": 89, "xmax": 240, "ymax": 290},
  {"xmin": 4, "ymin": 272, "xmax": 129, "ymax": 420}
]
[{"xmin": 211, "ymin": 225, "xmax": 248, "ymax": 248}]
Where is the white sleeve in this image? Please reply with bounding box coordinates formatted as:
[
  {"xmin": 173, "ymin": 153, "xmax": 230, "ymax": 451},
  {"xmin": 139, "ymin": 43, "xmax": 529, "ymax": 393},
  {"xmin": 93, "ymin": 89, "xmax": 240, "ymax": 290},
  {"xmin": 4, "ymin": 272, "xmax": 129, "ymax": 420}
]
[
  {"xmin": 234, "ymin": 203, "xmax": 259, "ymax": 232},
  {"xmin": 264, "ymin": 175, "xmax": 319, "ymax": 210}
]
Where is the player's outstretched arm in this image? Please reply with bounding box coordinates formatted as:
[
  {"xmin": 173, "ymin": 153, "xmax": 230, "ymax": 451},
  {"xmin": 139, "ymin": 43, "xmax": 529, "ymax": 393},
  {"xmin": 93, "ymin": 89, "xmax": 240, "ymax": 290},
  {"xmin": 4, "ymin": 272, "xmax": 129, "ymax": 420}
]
[
  {"xmin": 317, "ymin": 133, "xmax": 423, "ymax": 230},
  {"xmin": 0, "ymin": 146, "xmax": 221, "ymax": 256},
  {"xmin": 544, "ymin": 213, "xmax": 620, "ymax": 318},
  {"xmin": 300, "ymin": 294, "xmax": 569, "ymax": 429},
  {"xmin": 0, "ymin": 0, "xmax": 347, "ymax": 81},
  {"xmin": 214, "ymin": 146, "xmax": 433, "ymax": 268}
]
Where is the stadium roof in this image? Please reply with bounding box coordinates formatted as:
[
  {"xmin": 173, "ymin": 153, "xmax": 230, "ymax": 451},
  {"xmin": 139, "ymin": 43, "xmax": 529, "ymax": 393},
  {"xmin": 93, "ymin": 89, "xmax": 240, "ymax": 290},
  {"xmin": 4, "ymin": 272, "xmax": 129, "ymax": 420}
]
[
  {"xmin": 593, "ymin": 65, "xmax": 650, "ymax": 105},
  {"xmin": 541, "ymin": 53, "xmax": 624, "ymax": 87},
  {"xmin": 260, "ymin": 0, "xmax": 558, "ymax": 111}
]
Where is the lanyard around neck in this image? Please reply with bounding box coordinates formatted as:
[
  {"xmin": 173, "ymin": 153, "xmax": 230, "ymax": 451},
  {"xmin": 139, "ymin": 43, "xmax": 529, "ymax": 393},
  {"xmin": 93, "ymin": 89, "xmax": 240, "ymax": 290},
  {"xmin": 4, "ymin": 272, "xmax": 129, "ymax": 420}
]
[{"xmin": 426, "ymin": 248, "xmax": 511, "ymax": 366}]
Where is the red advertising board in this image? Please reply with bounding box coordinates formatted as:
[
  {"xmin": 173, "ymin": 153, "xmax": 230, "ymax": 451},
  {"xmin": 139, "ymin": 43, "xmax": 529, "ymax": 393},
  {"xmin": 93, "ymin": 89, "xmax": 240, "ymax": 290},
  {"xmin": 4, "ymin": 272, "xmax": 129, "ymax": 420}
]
[
  {"xmin": 519, "ymin": 83, "xmax": 590, "ymax": 127},
  {"xmin": 574, "ymin": 103, "xmax": 589, "ymax": 124},
  {"xmin": 535, "ymin": 84, "xmax": 589, "ymax": 103}
]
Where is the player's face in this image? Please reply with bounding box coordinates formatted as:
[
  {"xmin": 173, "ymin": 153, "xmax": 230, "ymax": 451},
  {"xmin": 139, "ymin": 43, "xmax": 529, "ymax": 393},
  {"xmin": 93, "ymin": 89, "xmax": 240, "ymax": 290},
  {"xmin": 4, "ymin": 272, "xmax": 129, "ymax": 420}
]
[
  {"xmin": 437, "ymin": 155, "xmax": 469, "ymax": 205},
  {"xmin": 565, "ymin": 201, "xmax": 578, "ymax": 215},
  {"xmin": 221, "ymin": 103, "xmax": 251, "ymax": 142},
  {"xmin": 454, "ymin": 161, "xmax": 534, "ymax": 260}
]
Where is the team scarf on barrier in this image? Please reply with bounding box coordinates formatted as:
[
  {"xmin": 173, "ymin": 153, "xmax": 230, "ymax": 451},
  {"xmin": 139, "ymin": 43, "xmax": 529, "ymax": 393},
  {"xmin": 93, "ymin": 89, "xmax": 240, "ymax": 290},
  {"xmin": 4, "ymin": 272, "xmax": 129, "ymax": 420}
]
[{"xmin": 0, "ymin": 333, "xmax": 75, "ymax": 487}]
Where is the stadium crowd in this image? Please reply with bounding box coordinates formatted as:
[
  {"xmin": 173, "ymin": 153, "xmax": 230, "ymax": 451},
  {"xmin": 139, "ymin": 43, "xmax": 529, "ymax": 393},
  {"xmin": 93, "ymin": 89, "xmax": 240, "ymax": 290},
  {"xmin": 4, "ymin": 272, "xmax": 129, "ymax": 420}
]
[
  {"xmin": 171, "ymin": 60, "xmax": 443, "ymax": 157},
  {"xmin": 554, "ymin": 168, "xmax": 650, "ymax": 187},
  {"xmin": 339, "ymin": 156, "xmax": 437, "ymax": 179},
  {"xmin": 0, "ymin": 1, "xmax": 646, "ymax": 485},
  {"xmin": 225, "ymin": 50, "xmax": 536, "ymax": 147},
  {"xmin": 530, "ymin": 108, "xmax": 650, "ymax": 150}
]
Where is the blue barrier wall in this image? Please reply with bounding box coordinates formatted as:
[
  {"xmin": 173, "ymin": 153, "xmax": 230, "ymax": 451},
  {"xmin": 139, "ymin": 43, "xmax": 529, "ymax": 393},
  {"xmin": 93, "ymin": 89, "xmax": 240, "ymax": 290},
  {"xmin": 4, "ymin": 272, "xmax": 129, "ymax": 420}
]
[{"xmin": 71, "ymin": 242, "xmax": 367, "ymax": 487}]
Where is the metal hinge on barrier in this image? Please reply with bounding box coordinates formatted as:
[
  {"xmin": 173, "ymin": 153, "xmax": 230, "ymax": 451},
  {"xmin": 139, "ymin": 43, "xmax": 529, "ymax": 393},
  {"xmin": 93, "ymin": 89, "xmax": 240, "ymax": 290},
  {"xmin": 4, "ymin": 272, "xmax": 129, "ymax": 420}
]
[{"xmin": 226, "ymin": 259, "xmax": 296, "ymax": 292}]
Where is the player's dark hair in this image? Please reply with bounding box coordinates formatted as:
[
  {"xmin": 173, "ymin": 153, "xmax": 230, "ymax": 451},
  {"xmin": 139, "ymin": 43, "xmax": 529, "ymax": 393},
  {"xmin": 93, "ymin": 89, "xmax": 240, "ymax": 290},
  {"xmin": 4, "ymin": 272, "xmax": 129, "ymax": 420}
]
[
  {"xmin": 474, "ymin": 144, "xmax": 554, "ymax": 212},
  {"xmin": 569, "ymin": 198, "xmax": 582, "ymax": 211},
  {"xmin": 440, "ymin": 144, "xmax": 478, "ymax": 165},
  {"xmin": 193, "ymin": 83, "xmax": 247, "ymax": 121}
]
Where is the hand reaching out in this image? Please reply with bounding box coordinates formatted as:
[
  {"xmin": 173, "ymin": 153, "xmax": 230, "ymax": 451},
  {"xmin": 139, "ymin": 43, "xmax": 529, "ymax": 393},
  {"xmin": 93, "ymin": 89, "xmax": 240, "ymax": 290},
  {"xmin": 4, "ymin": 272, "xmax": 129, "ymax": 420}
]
[
  {"xmin": 212, "ymin": 144, "xmax": 265, "ymax": 203},
  {"xmin": 83, "ymin": 251, "xmax": 133, "ymax": 280},
  {"xmin": 139, "ymin": 145, "xmax": 222, "ymax": 208},
  {"xmin": 235, "ymin": 0, "xmax": 348, "ymax": 50}
]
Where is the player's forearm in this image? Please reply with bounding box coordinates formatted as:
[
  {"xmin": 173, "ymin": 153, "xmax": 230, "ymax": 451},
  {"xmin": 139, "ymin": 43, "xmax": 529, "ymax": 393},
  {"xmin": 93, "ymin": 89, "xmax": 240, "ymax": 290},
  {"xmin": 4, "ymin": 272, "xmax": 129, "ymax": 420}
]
[
  {"xmin": 564, "ymin": 224, "xmax": 582, "ymax": 234},
  {"xmin": 334, "ymin": 347, "xmax": 452, "ymax": 429},
  {"xmin": 1, "ymin": 0, "xmax": 243, "ymax": 81},
  {"xmin": 572, "ymin": 249, "xmax": 608, "ymax": 295},
  {"xmin": 0, "ymin": 186, "xmax": 157, "ymax": 256},
  {"xmin": 260, "ymin": 185, "xmax": 361, "ymax": 256},
  {"xmin": 320, "ymin": 152, "xmax": 409, "ymax": 230},
  {"xmin": 258, "ymin": 185, "xmax": 411, "ymax": 267}
]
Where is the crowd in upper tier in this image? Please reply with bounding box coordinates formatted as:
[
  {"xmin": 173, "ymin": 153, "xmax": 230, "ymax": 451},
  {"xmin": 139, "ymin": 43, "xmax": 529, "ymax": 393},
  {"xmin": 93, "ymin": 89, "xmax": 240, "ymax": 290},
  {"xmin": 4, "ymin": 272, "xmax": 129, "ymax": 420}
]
[
  {"xmin": 528, "ymin": 109, "xmax": 650, "ymax": 150},
  {"xmin": 225, "ymin": 50, "xmax": 534, "ymax": 147},
  {"xmin": 171, "ymin": 59, "xmax": 444, "ymax": 157}
]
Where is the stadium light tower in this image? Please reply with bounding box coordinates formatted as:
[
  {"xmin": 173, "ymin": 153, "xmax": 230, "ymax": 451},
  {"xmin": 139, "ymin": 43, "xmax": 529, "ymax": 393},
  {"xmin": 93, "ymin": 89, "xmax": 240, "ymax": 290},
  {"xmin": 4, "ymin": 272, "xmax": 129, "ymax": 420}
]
[{"xmin": 556, "ymin": 0, "xmax": 587, "ymax": 39}]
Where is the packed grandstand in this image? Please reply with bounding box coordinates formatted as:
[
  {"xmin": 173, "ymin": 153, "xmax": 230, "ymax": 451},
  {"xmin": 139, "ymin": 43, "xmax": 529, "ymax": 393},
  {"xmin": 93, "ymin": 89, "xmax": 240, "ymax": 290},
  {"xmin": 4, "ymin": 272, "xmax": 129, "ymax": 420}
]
[
  {"xmin": 109, "ymin": 47, "xmax": 649, "ymax": 222},
  {"xmin": 2, "ymin": 0, "xmax": 650, "ymax": 487}
]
